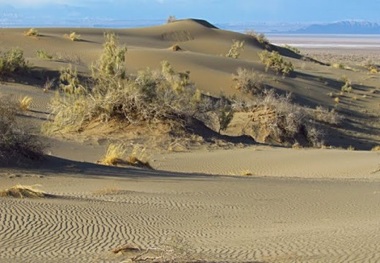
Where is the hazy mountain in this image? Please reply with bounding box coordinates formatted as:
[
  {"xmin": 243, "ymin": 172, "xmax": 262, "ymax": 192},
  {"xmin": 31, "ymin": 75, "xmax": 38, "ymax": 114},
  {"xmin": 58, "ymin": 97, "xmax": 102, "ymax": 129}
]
[{"xmin": 293, "ymin": 21, "xmax": 380, "ymax": 34}]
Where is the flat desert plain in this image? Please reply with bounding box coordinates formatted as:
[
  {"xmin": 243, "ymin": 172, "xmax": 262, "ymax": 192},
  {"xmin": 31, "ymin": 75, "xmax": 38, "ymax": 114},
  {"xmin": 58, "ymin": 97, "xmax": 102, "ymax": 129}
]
[{"xmin": 1, "ymin": 19, "xmax": 380, "ymax": 262}]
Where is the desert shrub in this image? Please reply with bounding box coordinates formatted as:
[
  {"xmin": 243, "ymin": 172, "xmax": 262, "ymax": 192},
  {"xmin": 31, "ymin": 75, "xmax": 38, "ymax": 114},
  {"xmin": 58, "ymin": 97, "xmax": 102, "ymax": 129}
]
[
  {"xmin": 332, "ymin": 62, "xmax": 345, "ymax": 69},
  {"xmin": 0, "ymin": 96, "xmax": 43, "ymax": 165},
  {"xmin": 236, "ymin": 90, "xmax": 322, "ymax": 147},
  {"xmin": 59, "ymin": 65, "xmax": 86, "ymax": 94},
  {"xmin": 0, "ymin": 185, "xmax": 47, "ymax": 198},
  {"xmin": 258, "ymin": 50, "xmax": 294, "ymax": 76},
  {"xmin": 311, "ymin": 106, "xmax": 342, "ymax": 125},
  {"xmin": 36, "ymin": 49, "xmax": 53, "ymax": 60},
  {"xmin": 25, "ymin": 28, "xmax": 39, "ymax": 37},
  {"xmin": 64, "ymin": 32, "xmax": 81, "ymax": 41},
  {"xmin": 91, "ymin": 33, "xmax": 127, "ymax": 82},
  {"xmin": 284, "ymin": 44, "xmax": 301, "ymax": 54},
  {"xmin": 245, "ymin": 30, "xmax": 268, "ymax": 44},
  {"xmin": 0, "ymin": 48, "xmax": 28, "ymax": 77},
  {"xmin": 19, "ymin": 96, "xmax": 33, "ymax": 111},
  {"xmin": 232, "ymin": 68, "xmax": 265, "ymax": 95},
  {"xmin": 215, "ymin": 96, "xmax": 234, "ymax": 133},
  {"xmin": 226, "ymin": 40, "xmax": 245, "ymax": 59},
  {"xmin": 99, "ymin": 143, "xmax": 151, "ymax": 168},
  {"xmin": 46, "ymin": 33, "xmax": 208, "ymax": 133},
  {"xmin": 245, "ymin": 30, "xmax": 270, "ymax": 50},
  {"xmin": 340, "ymin": 76, "xmax": 353, "ymax": 93}
]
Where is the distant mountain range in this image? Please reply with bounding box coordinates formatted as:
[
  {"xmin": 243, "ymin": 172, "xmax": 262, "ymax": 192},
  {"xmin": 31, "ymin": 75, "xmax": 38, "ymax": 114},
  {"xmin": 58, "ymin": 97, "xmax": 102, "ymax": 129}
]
[{"xmin": 292, "ymin": 21, "xmax": 380, "ymax": 34}]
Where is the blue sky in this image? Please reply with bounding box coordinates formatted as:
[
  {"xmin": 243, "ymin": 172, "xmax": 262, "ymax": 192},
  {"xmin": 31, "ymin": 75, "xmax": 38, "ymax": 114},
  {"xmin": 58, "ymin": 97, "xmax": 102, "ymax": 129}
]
[{"xmin": 0, "ymin": 0, "xmax": 379, "ymax": 26}]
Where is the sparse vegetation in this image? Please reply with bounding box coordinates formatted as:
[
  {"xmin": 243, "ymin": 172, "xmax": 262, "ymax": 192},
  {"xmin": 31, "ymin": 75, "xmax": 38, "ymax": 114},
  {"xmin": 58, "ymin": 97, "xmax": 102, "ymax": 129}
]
[
  {"xmin": 46, "ymin": 33, "xmax": 209, "ymax": 134},
  {"xmin": 19, "ymin": 96, "xmax": 32, "ymax": 111},
  {"xmin": 0, "ymin": 96, "xmax": 43, "ymax": 165},
  {"xmin": 99, "ymin": 143, "xmax": 127, "ymax": 166},
  {"xmin": 226, "ymin": 40, "xmax": 245, "ymax": 59},
  {"xmin": 65, "ymin": 32, "xmax": 81, "ymax": 41},
  {"xmin": 312, "ymin": 106, "xmax": 342, "ymax": 125},
  {"xmin": 25, "ymin": 28, "xmax": 39, "ymax": 37},
  {"xmin": 0, "ymin": 185, "xmax": 47, "ymax": 198},
  {"xmin": 215, "ymin": 96, "xmax": 234, "ymax": 133},
  {"xmin": 245, "ymin": 30, "xmax": 269, "ymax": 45},
  {"xmin": 232, "ymin": 67, "xmax": 265, "ymax": 95},
  {"xmin": 0, "ymin": 48, "xmax": 28, "ymax": 78},
  {"xmin": 341, "ymin": 76, "xmax": 353, "ymax": 93},
  {"xmin": 371, "ymin": 145, "xmax": 380, "ymax": 151},
  {"xmin": 36, "ymin": 49, "xmax": 53, "ymax": 60},
  {"xmin": 99, "ymin": 144, "xmax": 151, "ymax": 168},
  {"xmin": 332, "ymin": 62, "xmax": 346, "ymax": 70},
  {"xmin": 259, "ymin": 50, "xmax": 294, "ymax": 76},
  {"xmin": 235, "ymin": 90, "xmax": 323, "ymax": 147},
  {"xmin": 284, "ymin": 44, "xmax": 301, "ymax": 54},
  {"xmin": 59, "ymin": 65, "xmax": 86, "ymax": 94}
]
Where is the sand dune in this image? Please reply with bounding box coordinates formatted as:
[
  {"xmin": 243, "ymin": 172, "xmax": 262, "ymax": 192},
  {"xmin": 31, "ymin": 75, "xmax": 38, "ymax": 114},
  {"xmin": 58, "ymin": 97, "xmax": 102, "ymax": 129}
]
[
  {"xmin": 1, "ymin": 167, "xmax": 380, "ymax": 262},
  {"xmin": 1, "ymin": 19, "xmax": 380, "ymax": 262}
]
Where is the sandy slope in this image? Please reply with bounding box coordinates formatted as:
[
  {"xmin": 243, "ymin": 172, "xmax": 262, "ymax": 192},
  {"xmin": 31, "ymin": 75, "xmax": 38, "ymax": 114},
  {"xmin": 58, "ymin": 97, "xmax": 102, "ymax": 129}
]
[{"xmin": 1, "ymin": 19, "xmax": 380, "ymax": 262}]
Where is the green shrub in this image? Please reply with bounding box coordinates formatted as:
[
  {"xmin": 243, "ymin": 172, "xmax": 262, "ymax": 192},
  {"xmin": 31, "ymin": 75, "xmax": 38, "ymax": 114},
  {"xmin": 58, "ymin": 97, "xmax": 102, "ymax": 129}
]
[
  {"xmin": 258, "ymin": 50, "xmax": 294, "ymax": 76},
  {"xmin": 0, "ymin": 48, "xmax": 28, "ymax": 77},
  {"xmin": 226, "ymin": 40, "xmax": 245, "ymax": 59}
]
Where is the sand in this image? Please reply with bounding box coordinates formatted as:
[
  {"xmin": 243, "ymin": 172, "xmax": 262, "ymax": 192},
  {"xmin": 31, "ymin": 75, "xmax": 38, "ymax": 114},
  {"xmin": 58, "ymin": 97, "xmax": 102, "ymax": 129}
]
[{"xmin": 1, "ymin": 19, "xmax": 380, "ymax": 262}]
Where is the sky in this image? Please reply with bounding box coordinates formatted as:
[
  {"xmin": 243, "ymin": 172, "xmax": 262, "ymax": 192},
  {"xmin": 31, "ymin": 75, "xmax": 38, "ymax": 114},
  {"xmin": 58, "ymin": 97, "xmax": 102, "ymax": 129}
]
[{"xmin": 0, "ymin": 0, "xmax": 379, "ymax": 27}]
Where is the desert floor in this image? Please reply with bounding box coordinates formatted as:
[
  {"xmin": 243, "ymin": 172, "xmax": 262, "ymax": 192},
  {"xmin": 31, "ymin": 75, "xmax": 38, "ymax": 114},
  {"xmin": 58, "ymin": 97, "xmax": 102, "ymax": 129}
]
[{"xmin": 1, "ymin": 20, "xmax": 380, "ymax": 262}]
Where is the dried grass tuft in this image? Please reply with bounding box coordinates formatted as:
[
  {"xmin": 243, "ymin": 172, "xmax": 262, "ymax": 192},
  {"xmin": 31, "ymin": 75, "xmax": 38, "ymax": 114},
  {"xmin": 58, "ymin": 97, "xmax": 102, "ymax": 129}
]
[{"xmin": 0, "ymin": 185, "xmax": 47, "ymax": 199}]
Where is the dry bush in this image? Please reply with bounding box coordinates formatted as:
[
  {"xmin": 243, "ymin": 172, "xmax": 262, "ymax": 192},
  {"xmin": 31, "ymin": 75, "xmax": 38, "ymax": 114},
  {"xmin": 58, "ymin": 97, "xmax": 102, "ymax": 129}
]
[
  {"xmin": 232, "ymin": 67, "xmax": 266, "ymax": 95},
  {"xmin": 259, "ymin": 50, "xmax": 294, "ymax": 76},
  {"xmin": 236, "ymin": 90, "xmax": 322, "ymax": 147},
  {"xmin": 245, "ymin": 30, "xmax": 269, "ymax": 45},
  {"xmin": 311, "ymin": 106, "xmax": 342, "ymax": 125},
  {"xmin": 64, "ymin": 32, "xmax": 81, "ymax": 41},
  {"xmin": 0, "ymin": 96, "xmax": 43, "ymax": 165},
  {"xmin": 55, "ymin": 52, "xmax": 83, "ymax": 65},
  {"xmin": 19, "ymin": 96, "xmax": 32, "ymax": 111},
  {"xmin": 340, "ymin": 76, "xmax": 353, "ymax": 93},
  {"xmin": 36, "ymin": 49, "xmax": 53, "ymax": 60},
  {"xmin": 214, "ymin": 96, "xmax": 234, "ymax": 133},
  {"xmin": 46, "ymin": 33, "xmax": 209, "ymax": 134},
  {"xmin": 0, "ymin": 48, "xmax": 28, "ymax": 78},
  {"xmin": 99, "ymin": 144, "xmax": 127, "ymax": 166},
  {"xmin": 24, "ymin": 28, "xmax": 39, "ymax": 37},
  {"xmin": 171, "ymin": 44, "xmax": 182, "ymax": 51},
  {"xmin": 226, "ymin": 40, "xmax": 245, "ymax": 59},
  {"xmin": 59, "ymin": 65, "xmax": 86, "ymax": 94},
  {"xmin": 0, "ymin": 185, "xmax": 47, "ymax": 198},
  {"xmin": 371, "ymin": 145, "xmax": 380, "ymax": 151},
  {"xmin": 99, "ymin": 144, "xmax": 151, "ymax": 168},
  {"xmin": 284, "ymin": 44, "xmax": 301, "ymax": 54},
  {"xmin": 332, "ymin": 62, "xmax": 345, "ymax": 69}
]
